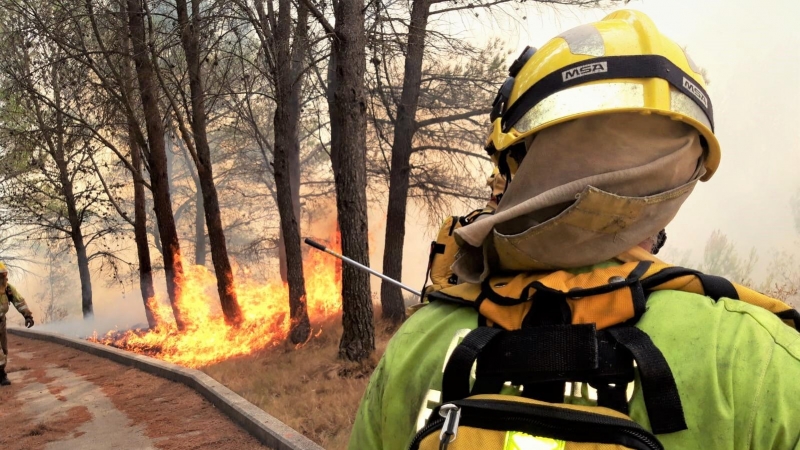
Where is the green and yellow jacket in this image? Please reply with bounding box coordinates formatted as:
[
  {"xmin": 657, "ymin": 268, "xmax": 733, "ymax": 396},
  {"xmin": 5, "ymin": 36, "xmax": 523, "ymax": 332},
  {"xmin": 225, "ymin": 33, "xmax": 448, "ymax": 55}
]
[{"xmin": 349, "ymin": 251, "xmax": 800, "ymax": 450}]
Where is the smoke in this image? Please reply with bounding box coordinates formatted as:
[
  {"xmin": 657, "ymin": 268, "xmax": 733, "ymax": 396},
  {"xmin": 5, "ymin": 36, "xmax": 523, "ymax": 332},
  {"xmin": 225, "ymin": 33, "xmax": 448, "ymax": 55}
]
[{"xmin": 34, "ymin": 292, "xmax": 152, "ymax": 338}]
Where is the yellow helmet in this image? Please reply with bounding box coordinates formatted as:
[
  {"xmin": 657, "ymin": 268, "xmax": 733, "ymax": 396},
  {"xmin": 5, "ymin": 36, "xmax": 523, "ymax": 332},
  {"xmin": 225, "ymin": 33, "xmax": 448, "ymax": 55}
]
[
  {"xmin": 0, "ymin": 262, "xmax": 6, "ymax": 274},
  {"xmin": 486, "ymin": 10, "xmax": 719, "ymax": 181}
]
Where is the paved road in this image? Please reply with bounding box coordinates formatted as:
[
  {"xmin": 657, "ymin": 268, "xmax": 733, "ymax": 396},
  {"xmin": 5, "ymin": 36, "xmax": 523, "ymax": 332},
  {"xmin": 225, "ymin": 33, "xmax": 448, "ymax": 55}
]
[{"xmin": 0, "ymin": 335, "xmax": 270, "ymax": 450}]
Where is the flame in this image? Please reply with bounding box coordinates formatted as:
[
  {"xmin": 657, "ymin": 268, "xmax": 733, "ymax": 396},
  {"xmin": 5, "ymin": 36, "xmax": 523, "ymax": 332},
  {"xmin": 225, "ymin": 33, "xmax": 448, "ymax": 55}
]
[{"xmin": 91, "ymin": 238, "xmax": 342, "ymax": 368}]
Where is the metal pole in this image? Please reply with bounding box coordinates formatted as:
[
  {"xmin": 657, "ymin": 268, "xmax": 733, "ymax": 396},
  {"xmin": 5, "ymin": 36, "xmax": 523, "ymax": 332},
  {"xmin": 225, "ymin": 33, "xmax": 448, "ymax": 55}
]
[{"xmin": 304, "ymin": 238, "xmax": 421, "ymax": 297}]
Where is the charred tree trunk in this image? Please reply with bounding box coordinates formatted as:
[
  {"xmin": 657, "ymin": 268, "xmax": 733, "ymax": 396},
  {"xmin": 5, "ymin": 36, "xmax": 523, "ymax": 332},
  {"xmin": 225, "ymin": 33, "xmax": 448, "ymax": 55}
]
[
  {"xmin": 380, "ymin": 0, "xmax": 431, "ymax": 323},
  {"xmin": 330, "ymin": 0, "xmax": 375, "ymax": 361},
  {"xmin": 127, "ymin": 0, "xmax": 187, "ymax": 330},
  {"xmin": 175, "ymin": 0, "xmax": 243, "ymax": 326},
  {"xmin": 267, "ymin": 0, "xmax": 311, "ymax": 343}
]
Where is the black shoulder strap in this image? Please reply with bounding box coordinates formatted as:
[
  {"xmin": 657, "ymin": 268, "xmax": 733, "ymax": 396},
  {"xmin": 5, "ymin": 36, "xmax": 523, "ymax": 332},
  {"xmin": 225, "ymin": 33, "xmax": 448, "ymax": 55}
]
[
  {"xmin": 421, "ymin": 241, "xmax": 447, "ymax": 299},
  {"xmin": 642, "ymin": 266, "xmax": 740, "ymax": 300},
  {"xmin": 448, "ymin": 216, "xmax": 459, "ymax": 235},
  {"xmin": 441, "ymin": 324, "xmax": 687, "ymax": 435},
  {"xmin": 777, "ymin": 309, "xmax": 800, "ymax": 330},
  {"xmin": 441, "ymin": 327, "xmax": 503, "ymax": 402},
  {"xmin": 695, "ymin": 274, "xmax": 739, "ymax": 300},
  {"xmin": 608, "ymin": 327, "xmax": 688, "ymax": 434}
]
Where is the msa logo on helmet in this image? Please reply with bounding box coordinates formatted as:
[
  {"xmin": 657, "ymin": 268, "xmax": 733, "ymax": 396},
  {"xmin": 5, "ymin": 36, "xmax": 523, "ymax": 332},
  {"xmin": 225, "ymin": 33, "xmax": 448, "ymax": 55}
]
[
  {"xmin": 682, "ymin": 77, "xmax": 708, "ymax": 108},
  {"xmin": 562, "ymin": 61, "xmax": 607, "ymax": 82}
]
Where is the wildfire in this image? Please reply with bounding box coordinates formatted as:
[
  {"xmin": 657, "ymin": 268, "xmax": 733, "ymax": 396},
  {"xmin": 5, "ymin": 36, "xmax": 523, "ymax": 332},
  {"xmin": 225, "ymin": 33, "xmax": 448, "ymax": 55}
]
[{"xmin": 91, "ymin": 240, "xmax": 343, "ymax": 368}]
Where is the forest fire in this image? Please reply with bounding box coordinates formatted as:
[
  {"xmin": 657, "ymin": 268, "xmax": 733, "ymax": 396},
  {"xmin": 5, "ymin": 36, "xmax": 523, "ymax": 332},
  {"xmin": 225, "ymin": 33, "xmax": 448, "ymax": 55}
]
[{"xmin": 91, "ymin": 242, "xmax": 343, "ymax": 368}]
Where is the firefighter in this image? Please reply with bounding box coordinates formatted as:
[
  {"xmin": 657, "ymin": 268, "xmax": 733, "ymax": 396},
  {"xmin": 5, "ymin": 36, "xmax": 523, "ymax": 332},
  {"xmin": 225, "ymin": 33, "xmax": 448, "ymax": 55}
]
[
  {"xmin": 349, "ymin": 10, "xmax": 800, "ymax": 450},
  {"xmin": 0, "ymin": 262, "xmax": 34, "ymax": 386}
]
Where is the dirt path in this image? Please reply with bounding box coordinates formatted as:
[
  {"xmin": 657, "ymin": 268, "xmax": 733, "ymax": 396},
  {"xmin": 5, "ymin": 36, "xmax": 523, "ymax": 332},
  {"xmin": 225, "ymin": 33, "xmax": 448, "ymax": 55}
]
[{"xmin": 0, "ymin": 335, "xmax": 270, "ymax": 450}]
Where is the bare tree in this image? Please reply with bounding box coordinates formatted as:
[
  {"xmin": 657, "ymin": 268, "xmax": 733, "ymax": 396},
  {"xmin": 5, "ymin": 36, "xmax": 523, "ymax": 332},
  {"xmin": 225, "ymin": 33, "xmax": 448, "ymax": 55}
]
[
  {"xmin": 305, "ymin": 0, "xmax": 375, "ymax": 360},
  {"xmin": 118, "ymin": 1, "xmax": 158, "ymax": 328},
  {"xmin": 126, "ymin": 0, "xmax": 188, "ymax": 329},
  {"xmin": 165, "ymin": 0, "xmax": 244, "ymax": 326},
  {"xmin": 4, "ymin": 0, "xmax": 164, "ymax": 328},
  {"xmin": 36, "ymin": 249, "xmax": 72, "ymax": 323},
  {"xmin": 227, "ymin": 0, "xmax": 313, "ymax": 342},
  {"xmin": 0, "ymin": 36, "xmax": 127, "ymax": 318}
]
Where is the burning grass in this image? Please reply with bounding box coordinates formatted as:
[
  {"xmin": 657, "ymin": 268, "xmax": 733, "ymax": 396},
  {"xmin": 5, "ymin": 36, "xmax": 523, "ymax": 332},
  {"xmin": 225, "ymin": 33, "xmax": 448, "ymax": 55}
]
[
  {"xmin": 90, "ymin": 239, "xmax": 343, "ymax": 368},
  {"xmin": 201, "ymin": 312, "xmax": 394, "ymax": 450}
]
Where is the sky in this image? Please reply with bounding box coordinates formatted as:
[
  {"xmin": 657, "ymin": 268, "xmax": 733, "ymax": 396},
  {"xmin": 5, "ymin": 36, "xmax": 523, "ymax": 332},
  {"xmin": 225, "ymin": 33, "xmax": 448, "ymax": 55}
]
[{"xmin": 391, "ymin": 0, "xmax": 800, "ymax": 287}]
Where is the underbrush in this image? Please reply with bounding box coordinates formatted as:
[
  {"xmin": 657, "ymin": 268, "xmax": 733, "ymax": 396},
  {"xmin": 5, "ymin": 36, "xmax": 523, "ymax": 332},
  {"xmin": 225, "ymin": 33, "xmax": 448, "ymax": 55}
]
[{"xmin": 202, "ymin": 312, "xmax": 397, "ymax": 449}]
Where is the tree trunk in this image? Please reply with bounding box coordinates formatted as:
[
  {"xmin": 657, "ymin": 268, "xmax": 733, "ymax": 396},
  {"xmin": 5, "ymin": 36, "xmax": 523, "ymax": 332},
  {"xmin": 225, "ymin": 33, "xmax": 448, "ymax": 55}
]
[
  {"xmin": 269, "ymin": 0, "xmax": 311, "ymax": 343},
  {"xmin": 49, "ymin": 62, "xmax": 94, "ymax": 319},
  {"xmin": 331, "ymin": 0, "xmax": 375, "ymax": 361},
  {"xmin": 194, "ymin": 187, "xmax": 206, "ymax": 266},
  {"xmin": 277, "ymin": 155, "xmax": 301, "ymax": 283},
  {"xmin": 73, "ymin": 237, "xmax": 94, "ymax": 318},
  {"xmin": 326, "ymin": 43, "xmax": 344, "ymax": 289},
  {"xmin": 175, "ymin": 0, "xmax": 242, "ymax": 326},
  {"xmin": 130, "ymin": 133, "xmax": 158, "ymax": 329},
  {"xmin": 59, "ymin": 165, "xmax": 93, "ymax": 318},
  {"xmin": 380, "ymin": 0, "xmax": 431, "ymax": 323},
  {"xmin": 174, "ymin": 132, "xmax": 206, "ymax": 266},
  {"xmin": 127, "ymin": 0, "xmax": 187, "ymax": 330},
  {"xmin": 276, "ymin": 155, "xmax": 300, "ymax": 282},
  {"xmin": 118, "ymin": 4, "xmax": 157, "ymax": 329}
]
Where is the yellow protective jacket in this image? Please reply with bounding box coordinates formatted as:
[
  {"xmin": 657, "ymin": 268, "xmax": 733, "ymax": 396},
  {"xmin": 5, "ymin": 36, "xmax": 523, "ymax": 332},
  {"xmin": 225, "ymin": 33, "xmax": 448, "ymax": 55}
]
[{"xmin": 0, "ymin": 284, "xmax": 31, "ymax": 318}]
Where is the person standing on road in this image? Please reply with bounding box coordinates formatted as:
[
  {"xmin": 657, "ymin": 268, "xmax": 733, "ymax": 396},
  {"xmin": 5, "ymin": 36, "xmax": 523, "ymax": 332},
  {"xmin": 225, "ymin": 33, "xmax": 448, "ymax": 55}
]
[{"xmin": 0, "ymin": 261, "xmax": 34, "ymax": 386}]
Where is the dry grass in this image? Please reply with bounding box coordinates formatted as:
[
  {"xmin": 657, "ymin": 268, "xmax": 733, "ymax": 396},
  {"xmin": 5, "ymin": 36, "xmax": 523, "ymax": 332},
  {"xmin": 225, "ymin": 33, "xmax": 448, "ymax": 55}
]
[{"xmin": 201, "ymin": 313, "xmax": 396, "ymax": 450}]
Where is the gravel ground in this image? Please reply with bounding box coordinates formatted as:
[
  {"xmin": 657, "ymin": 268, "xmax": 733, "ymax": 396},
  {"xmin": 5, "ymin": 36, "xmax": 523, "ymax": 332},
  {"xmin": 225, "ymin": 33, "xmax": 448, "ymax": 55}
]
[{"xmin": 0, "ymin": 334, "xmax": 270, "ymax": 450}]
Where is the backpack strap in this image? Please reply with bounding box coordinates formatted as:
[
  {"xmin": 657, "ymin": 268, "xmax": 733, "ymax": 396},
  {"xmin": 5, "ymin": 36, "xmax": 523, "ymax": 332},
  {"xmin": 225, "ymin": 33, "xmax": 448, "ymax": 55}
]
[
  {"xmin": 420, "ymin": 241, "xmax": 446, "ymax": 300},
  {"xmin": 776, "ymin": 309, "xmax": 800, "ymax": 330},
  {"xmin": 607, "ymin": 327, "xmax": 687, "ymax": 434},
  {"xmin": 641, "ymin": 266, "xmax": 800, "ymax": 331},
  {"xmin": 441, "ymin": 325, "xmax": 606, "ymax": 402},
  {"xmin": 441, "ymin": 326, "xmax": 502, "ymax": 402},
  {"xmin": 639, "ymin": 266, "xmax": 740, "ymax": 300},
  {"xmin": 441, "ymin": 324, "xmax": 688, "ymax": 435},
  {"xmin": 695, "ymin": 274, "xmax": 739, "ymax": 300}
]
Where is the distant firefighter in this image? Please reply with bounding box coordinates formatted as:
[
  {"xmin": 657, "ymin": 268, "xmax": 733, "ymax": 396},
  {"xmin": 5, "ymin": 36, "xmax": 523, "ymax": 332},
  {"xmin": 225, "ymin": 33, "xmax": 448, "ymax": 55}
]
[{"xmin": 0, "ymin": 262, "xmax": 34, "ymax": 386}]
